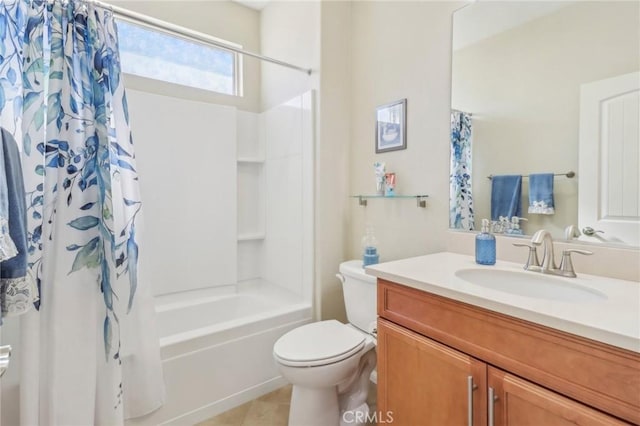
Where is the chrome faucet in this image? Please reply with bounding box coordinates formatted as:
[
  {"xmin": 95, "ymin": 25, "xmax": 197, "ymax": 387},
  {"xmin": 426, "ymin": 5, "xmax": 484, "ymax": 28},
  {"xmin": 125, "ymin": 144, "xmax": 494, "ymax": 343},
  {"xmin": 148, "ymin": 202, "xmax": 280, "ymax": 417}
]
[
  {"xmin": 522, "ymin": 229, "xmax": 593, "ymax": 277},
  {"xmin": 531, "ymin": 230, "xmax": 557, "ymax": 273}
]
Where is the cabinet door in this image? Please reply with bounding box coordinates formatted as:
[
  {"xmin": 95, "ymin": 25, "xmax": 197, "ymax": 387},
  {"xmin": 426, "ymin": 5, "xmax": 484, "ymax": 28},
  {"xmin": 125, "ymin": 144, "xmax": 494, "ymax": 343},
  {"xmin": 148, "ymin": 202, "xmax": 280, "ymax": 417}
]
[
  {"xmin": 377, "ymin": 318, "xmax": 487, "ymax": 426},
  {"xmin": 488, "ymin": 367, "xmax": 629, "ymax": 426}
]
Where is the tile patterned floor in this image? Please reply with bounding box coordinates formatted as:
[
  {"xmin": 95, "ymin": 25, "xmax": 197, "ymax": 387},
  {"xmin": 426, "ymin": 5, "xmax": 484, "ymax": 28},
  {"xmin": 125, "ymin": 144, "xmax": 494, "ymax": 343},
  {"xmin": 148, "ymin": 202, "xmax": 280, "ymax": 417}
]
[{"xmin": 197, "ymin": 382, "xmax": 377, "ymax": 426}]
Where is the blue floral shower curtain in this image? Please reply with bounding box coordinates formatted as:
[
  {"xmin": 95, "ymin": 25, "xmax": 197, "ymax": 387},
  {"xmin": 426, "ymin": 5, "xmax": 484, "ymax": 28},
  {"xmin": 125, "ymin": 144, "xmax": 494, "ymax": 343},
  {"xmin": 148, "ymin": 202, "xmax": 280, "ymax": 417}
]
[
  {"xmin": 449, "ymin": 110, "xmax": 475, "ymax": 230},
  {"xmin": 0, "ymin": 1, "xmax": 163, "ymax": 424}
]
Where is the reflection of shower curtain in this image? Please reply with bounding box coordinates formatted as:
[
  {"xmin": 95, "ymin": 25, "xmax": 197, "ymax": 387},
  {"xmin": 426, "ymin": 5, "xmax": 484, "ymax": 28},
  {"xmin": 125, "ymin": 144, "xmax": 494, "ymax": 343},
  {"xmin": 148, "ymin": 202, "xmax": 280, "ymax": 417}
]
[
  {"xmin": 1, "ymin": 1, "xmax": 164, "ymax": 424},
  {"xmin": 450, "ymin": 110, "xmax": 475, "ymax": 230}
]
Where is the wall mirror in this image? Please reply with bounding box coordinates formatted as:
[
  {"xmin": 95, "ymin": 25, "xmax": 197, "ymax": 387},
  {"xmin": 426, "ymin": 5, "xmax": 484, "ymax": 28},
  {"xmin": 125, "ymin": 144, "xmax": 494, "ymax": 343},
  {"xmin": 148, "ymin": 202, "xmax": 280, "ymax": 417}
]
[{"xmin": 449, "ymin": 1, "xmax": 640, "ymax": 247}]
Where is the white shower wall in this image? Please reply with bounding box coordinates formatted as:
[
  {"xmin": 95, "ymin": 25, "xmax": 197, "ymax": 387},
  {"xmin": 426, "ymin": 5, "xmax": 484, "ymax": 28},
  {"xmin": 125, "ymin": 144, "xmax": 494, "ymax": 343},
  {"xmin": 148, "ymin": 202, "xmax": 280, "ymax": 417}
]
[
  {"xmin": 127, "ymin": 88, "xmax": 313, "ymax": 299},
  {"xmin": 237, "ymin": 109, "xmax": 265, "ymax": 282},
  {"xmin": 237, "ymin": 92, "xmax": 314, "ymax": 300},
  {"xmin": 127, "ymin": 90, "xmax": 238, "ymax": 296},
  {"xmin": 264, "ymin": 93, "xmax": 313, "ymax": 299}
]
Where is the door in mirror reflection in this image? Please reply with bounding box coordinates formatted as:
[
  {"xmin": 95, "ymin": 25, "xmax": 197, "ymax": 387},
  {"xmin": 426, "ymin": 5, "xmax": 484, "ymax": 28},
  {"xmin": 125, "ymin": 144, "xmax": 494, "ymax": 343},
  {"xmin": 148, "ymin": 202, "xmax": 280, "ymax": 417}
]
[{"xmin": 579, "ymin": 72, "xmax": 640, "ymax": 246}]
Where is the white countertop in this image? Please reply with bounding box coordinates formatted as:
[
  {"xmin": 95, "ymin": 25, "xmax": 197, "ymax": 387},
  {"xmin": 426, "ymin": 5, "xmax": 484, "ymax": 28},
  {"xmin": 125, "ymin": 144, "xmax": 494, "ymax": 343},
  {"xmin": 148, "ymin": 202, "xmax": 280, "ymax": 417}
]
[{"xmin": 366, "ymin": 252, "xmax": 640, "ymax": 353}]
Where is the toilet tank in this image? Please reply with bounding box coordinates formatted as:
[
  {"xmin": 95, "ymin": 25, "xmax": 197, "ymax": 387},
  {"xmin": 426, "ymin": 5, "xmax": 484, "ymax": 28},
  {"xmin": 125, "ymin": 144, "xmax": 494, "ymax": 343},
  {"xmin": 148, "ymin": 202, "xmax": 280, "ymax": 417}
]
[{"xmin": 338, "ymin": 260, "xmax": 377, "ymax": 333}]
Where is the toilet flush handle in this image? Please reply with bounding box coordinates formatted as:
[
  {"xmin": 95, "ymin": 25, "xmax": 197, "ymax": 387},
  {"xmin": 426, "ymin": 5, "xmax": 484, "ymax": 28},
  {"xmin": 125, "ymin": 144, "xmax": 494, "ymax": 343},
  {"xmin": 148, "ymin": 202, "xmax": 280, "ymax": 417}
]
[{"xmin": 335, "ymin": 273, "xmax": 345, "ymax": 284}]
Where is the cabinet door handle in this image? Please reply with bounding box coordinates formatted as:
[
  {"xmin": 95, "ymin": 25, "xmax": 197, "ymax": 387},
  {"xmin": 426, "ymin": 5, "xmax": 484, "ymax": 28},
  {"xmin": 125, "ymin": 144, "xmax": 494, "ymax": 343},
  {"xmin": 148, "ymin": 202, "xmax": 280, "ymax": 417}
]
[
  {"xmin": 0, "ymin": 345, "xmax": 11, "ymax": 378},
  {"xmin": 488, "ymin": 387, "xmax": 496, "ymax": 426},
  {"xmin": 467, "ymin": 376, "xmax": 477, "ymax": 426}
]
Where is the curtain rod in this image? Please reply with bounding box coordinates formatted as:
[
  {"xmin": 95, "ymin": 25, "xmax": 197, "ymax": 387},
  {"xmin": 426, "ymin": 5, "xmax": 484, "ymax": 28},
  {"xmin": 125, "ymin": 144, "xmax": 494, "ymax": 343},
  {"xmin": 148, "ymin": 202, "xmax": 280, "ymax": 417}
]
[
  {"xmin": 89, "ymin": 0, "xmax": 313, "ymax": 76},
  {"xmin": 487, "ymin": 171, "xmax": 575, "ymax": 180}
]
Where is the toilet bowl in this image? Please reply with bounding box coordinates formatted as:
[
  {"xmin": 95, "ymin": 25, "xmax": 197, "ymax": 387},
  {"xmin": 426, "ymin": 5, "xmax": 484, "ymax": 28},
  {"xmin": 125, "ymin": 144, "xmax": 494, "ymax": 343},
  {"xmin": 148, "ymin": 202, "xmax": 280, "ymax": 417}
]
[
  {"xmin": 273, "ymin": 261, "xmax": 377, "ymax": 426},
  {"xmin": 274, "ymin": 320, "xmax": 376, "ymax": 426}
]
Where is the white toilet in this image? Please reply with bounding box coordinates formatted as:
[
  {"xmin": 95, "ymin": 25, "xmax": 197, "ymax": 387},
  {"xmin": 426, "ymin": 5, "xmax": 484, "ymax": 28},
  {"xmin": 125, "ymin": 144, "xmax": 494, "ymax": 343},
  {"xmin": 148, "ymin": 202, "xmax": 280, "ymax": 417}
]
[{"xmin": 273, "ymin": 260, "xmax": 377, "ymax": 426}]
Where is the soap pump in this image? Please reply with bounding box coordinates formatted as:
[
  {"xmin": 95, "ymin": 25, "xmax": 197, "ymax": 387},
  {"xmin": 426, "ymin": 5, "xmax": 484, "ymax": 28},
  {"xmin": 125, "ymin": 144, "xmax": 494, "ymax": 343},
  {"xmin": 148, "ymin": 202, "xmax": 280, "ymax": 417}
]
[
  {"xmin": 361, "ymin": 226, "xmax": 380, "ymax": 267},
  {"xmin": 475, "ymin": 219, "xmax": 496, "ymax": 265},
  {"xmin": 506, "ymin": 216, "xmax": 527, "ymax": 235},
  {"xmin": 498, "ymin": 216, "xmax": 510, "ymax": 234}
]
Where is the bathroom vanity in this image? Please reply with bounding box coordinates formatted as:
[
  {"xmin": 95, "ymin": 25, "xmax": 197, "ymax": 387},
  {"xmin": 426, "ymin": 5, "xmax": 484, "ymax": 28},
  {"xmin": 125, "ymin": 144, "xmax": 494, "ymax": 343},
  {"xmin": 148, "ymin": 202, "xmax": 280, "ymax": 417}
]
[{"xmin": 367, "ymin": 253, "xmax": 640, "ymax": 425}]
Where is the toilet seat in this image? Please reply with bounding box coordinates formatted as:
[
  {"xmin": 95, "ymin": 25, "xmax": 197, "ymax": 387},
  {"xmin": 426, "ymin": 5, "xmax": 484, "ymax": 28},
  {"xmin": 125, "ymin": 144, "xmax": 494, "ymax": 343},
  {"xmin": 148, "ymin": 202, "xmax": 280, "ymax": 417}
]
[{"xmin": 274, "ymin": 320, "xmax": 366, "ymax": 367}]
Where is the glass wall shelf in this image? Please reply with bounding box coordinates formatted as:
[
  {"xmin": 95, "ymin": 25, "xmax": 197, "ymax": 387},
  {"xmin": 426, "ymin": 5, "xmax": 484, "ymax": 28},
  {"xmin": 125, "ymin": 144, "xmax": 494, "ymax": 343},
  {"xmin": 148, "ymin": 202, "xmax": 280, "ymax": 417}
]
[{"xmin": 350, "ymin": 195, "xmax": 429, "ymax": 208}]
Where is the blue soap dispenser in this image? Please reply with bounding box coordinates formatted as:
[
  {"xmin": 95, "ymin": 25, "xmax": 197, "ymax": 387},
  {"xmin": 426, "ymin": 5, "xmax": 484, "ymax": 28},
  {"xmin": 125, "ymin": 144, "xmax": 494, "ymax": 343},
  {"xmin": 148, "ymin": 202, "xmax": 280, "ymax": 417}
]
[
  {"xmin": 476, "ymin": 219, "xmax": 496, "ymax": 265},
  {"xmin": 362, "ymin": 226, "xmax": 380, "ymax": 267}
]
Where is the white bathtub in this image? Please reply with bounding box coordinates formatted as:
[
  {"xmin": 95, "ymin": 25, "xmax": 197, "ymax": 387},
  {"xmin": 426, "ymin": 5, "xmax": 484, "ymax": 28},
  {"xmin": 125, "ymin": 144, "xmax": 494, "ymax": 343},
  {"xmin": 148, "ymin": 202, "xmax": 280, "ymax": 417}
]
[{"xmin": 126, "ymin": 279, "xmax": 312, "ymax": 426}]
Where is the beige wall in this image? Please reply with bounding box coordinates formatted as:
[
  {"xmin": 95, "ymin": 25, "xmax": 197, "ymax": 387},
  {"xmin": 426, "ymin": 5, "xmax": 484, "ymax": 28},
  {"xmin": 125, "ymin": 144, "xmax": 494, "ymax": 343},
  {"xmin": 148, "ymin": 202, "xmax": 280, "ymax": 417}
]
[
  {"xmin": 114, "ymin": 0, "xmax": 262, "ymax": 112},
  {"xmin": 316, "ymin": 1, "xmax": 352, "ymax": 321},
  {"xmin": 452, "ymin": 2, "xmax": 640, "ymax": 237},
  {"xmin": 348, "ymin": 1, "xmax": 463, "ymax": 262},
  {"xmin": 260, "ymin": 1, "xmax": 320, "ymax": 110}
]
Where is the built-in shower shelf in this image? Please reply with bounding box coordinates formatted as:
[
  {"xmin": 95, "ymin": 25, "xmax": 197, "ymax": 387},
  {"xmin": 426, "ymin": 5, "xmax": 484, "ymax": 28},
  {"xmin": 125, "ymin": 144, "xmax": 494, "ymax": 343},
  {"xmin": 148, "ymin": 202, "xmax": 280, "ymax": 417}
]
[
  {"xmin": 351, "ymin": 194, "xmax": 429, "ymax": 208},
  {"xmin": 237, "ymin": 233, "xmax": 266, "ymax": 241},
  {"xmin": 237, "ymin": 157, "xmax": 265, "ymax": 164}
]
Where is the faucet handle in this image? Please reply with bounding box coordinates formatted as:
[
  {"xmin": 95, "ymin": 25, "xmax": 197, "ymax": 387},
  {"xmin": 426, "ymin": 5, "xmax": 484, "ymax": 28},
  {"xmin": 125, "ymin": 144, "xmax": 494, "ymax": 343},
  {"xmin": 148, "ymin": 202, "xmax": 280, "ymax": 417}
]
[
  {"xmin": 563, "ymin": 249, "xmax": 593, "ymax": 255},
  {"xmin": 559, "ymin": 249, "xmax": 593, "ymax": 278},
  {"xmin": 513, "ymin": 243, "xmax": 540, "ymax": 271}
]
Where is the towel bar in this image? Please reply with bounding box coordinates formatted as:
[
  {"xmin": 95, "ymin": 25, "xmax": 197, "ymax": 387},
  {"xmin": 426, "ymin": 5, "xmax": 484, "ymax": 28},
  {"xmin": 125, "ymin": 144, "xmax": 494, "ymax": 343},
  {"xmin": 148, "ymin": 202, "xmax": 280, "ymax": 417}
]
[{"xmin": 487, "ymin": 171, "xmax": 575, "ymax": 180}]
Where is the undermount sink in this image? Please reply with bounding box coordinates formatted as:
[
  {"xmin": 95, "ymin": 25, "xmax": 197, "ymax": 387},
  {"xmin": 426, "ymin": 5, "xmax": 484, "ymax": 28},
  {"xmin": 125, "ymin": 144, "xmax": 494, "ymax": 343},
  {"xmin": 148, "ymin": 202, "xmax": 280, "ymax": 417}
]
[{"xmin": 455, "ymin": 268, "xmax": 608, "ymax": 303}]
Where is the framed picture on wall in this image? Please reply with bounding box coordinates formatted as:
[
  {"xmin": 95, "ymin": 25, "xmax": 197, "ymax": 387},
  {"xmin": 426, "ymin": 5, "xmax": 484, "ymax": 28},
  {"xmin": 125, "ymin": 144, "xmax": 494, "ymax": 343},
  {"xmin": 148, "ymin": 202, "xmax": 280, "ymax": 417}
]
[{"xmin": 376, "ymin": 99, "xmax": 407, "ymax": 153}]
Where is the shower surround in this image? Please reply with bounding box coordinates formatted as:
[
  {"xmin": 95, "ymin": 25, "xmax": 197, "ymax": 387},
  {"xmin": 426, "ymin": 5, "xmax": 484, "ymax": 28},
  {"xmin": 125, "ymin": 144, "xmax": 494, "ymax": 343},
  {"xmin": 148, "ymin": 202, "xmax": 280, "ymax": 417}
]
[{"xmin": 124, "ymin": 89, "xmax": 314, "ymax": 425}]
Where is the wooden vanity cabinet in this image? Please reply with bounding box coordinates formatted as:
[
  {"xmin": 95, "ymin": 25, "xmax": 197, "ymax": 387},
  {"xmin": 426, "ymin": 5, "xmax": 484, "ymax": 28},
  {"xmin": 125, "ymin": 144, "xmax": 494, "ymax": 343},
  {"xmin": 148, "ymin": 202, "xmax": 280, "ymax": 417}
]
[
  {"xmin": 377, "ymin": 280, "xmax": 640, "ymax": 426},
  {"xmin": 377, "ymin": 319, "xmax": 487, "ymax": 425},
  {"xmin": 488, "ymin": 368, "xmax": 627, "ymax": 426}
]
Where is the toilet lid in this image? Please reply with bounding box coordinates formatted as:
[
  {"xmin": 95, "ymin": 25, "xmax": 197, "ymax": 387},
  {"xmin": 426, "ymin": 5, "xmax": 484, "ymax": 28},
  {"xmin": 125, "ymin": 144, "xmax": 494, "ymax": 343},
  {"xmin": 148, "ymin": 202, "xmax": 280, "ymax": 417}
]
[{"xmin": 274, "ymin": 320, "xmax": 366, "ymax": 367}]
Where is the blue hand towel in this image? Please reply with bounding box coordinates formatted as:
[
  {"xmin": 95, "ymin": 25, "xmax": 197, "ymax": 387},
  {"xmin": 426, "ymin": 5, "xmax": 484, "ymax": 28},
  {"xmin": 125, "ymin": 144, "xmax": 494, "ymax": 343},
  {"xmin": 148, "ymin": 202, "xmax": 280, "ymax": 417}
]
[
  {"xmin": 490, "ymin": 175, "xmax": 522, "ymax": 221},
  {"xmin": 1, "ymin": 128, "xmax": 37, "ymax": 319},
  {"xmin": 528, "ymin": 173, "xmax": 555, "ymax": 215}
]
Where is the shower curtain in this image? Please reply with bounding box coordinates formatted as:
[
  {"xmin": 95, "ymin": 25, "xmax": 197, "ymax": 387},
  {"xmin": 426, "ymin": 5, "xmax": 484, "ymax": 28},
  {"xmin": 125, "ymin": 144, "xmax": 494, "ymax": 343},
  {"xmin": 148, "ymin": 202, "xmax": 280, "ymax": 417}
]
[
  {"xmin": 0, "ymin": 1, "xmax": 164, "ymax": 424},
  {"xmin": 449, "ymin": 110, "xmax": 475, "ymax": 230}
]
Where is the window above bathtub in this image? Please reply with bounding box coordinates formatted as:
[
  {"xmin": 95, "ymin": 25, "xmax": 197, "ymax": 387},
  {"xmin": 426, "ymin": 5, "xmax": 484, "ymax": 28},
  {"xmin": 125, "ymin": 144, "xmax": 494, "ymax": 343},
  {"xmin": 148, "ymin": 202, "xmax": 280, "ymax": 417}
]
[{"xmin": 116, "ymin": 20, "xmax": 242, "ymax": 96}]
